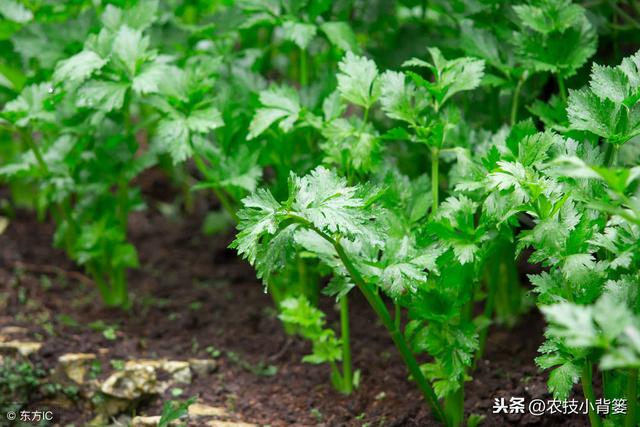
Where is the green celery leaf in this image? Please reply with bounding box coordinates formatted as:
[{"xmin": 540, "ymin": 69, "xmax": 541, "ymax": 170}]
[
  {"xmin": 248, "ymin": 85, "xmax": 301, "ymax": 139},
  {"xmin": 281, "ymin": 20, "xmax": 317, "ymax": 50},
  {"xmin": 2, "ymin": 82, "xmax": 55, "ymax": 126},
  {"xmin": 337, "ymin": 52, "xmax": 379, "ymax": 109},
  {"xmin": 53, "ymin": 50, "xmax": 107, "ymax": 84},
  {"xmin": 512, "ymin": 0, "xmax": 596, "ymax": 78},
  {"xmin": 0, "ymin": 0, "xmax": 32, "ymax": 23},
  {"xmin": 101, "ymin": 0, "xmax": 158, "ymax": 31},
  {"xmin": 379, "ymin": 70, "xmax": 429, "ymax": 124},
  {"xmin": 132, "ymin": 61, "xmax": 170, "ymax": 95},
  {"xmin": 77, "ymin": 81, "xmax": 128, "ymax": 112},
  {"xmin": 513, "ymin": 1, "xmax": 584, "ymax": 35},
  {"xmin": 404, "ymin": 48, "xmax": 485, "ymax": 106},
  {"xmin": 541, "ymin": 302, "xmax": 597, "ymax": 348},
  {"xmin": 320, "ymin": 21, "xmax": 359, "ymax": 52},
  {"xmin": 112, "ymin": 25, "xmax": 150, "ymax": 76}
]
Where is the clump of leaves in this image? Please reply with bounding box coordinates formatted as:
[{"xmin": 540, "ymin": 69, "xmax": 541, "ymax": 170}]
[
  {"xmin": 512, "ymin": 0, "xmax": 596, "ymax": 80},
  {"xmin": 568, "ymin": 51, "xmax": 640, "ymax": 146},
  {"xmin": 233, "ymin": 166, "xmax": 446, "ymax": 421},
  {"xmin": 0, "ymin": 359, "xmax": 45, "ymax": 417},
  {"xmin": 158, "ymin": 396, "xmax": 196, "ymax": 427},
  {"xmin": 483, "ymin": 50, "xmax": 640, "ymax": 427},
  {"xmin": 279, "ymin": 296, "xmax": 358, "ymax": 393},
  {"xmin": 2, "ymin": 2, "xmax": 640, "ymax": 427}
]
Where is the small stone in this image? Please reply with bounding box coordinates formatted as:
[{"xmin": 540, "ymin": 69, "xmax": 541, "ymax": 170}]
[
  {"xmin": 58, "ymin": 353, "xmax": 96, "ymax": 384},
  {"xmin": 188, "ymin": 403, "xmax": 228, "ymax": 417},
  {"xmin": 206, "ymin": 422, "xmax": 257, "ymax": 427},
  {"xmin": 162, "ymin": 360, "xmax": 191, "ymax": 384},
  {"xmin": 125, "ymin": 359, "xmax": 162, "ymax": 369},
  {"xmin": 122, "ymin": 359, "xmax": 192, "ymax": 385},
  {"xmin": 0, "ymin": 340, "xmax": 42, "ymax": 356},
  {"xmin": 100, "ymin": 364, "xmax": 159, "ymax": 399},
  {"xmin": 92, "ymin": 396, "xmax": 130, "ymax": 419},
  {"xmin": 130, "ymin": 415, "xmax": 181, "ymax": 427},
  {"xmin": 106, "ymin": 414, "xmax": 132, "ymax": 427},
  {"xmin": 131, "ymin": 416, "xmax": 161, "ymax": 427},
  {"xmin": 189, "ymin": 358, "xmax": 218, "ymax": 377}
]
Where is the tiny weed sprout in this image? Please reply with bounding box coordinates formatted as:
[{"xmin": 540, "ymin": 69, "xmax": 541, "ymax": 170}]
[{"xmin": 1, "ymin": 0, "xmax": 640, "ymax": 426}]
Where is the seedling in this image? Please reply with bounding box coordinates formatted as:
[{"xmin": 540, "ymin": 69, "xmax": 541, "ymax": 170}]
[
  {"xmin": 206, "ymin": 346, "xmax": 221, "ymax": 359},
  {"xmin": 158, "ymin": 396, "xmax": 196, "ymax": 427}
]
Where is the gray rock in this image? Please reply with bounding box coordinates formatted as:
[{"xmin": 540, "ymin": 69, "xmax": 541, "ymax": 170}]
[
  {"xmin": 188, "ymin": 403, "xmax": 228, "ymax": 417},
  {"xmin": 162, "ymin": 360, "xmax": 191, "ymax": 384},
  {"xmin": 100, "ymin": 364, "xmax": 159, "ymax": 399},
  {"xmin": 189, "ymin": 358, "xmax": 218, "ymax": 377},
  {"xmin": 58, "ymin": 353, "xmax": 96, "ymax": 384},
  {"xmin": 0, "ymin": 340, "xmax": 42, "ymax": 356},
  {"xmin": 130, "ymin": 415, "xmax": 182, "ymax": 426}
]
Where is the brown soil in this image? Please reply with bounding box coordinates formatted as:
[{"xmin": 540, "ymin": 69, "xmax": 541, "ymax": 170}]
[{"xmin": 0, "ymin": 203, "xmax": 590, "ymax": 426}]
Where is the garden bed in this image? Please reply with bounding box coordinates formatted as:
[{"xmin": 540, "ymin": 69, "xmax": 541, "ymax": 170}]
[
  {"xmin": 2, "ymin": 1, "xmax": 639, "ymax": 426},
  {"xmin": 1, "ymin": 205, "xmax": 587, "ymax": 426}
]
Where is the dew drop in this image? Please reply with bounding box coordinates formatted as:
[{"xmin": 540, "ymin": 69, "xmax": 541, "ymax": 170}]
[{"xmin": 47, "ymin": 86, "xmax": 54, "ymax": 94}]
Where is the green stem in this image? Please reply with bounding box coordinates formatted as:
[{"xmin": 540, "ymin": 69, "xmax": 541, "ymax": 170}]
[
  {"xmin": 301, "ymin": 257, "xmax": 319, "ymax": 306},
  {"xmin": 300, "ymin": 48, "xmax": 308, "ymax": 87},
  {"xmin": 124, "ymin": 87, "xmax": 132, "ymax": 124},
  {"xmin": 510, "ymin": 74, "xmax": 526, "ymax": 126},
  {"xmin": 609, "ymin": 0, "xmax": 640, "ymax": 28},
  {"xmin": 474, "ymin": 289, "xmax": 494, "ymax": 367},
  {"xmin": 107, "ymin": 179, "xmax": 131, "ymax": 308},
  {"xmin": 394, "ymin": 302, "xmax": 401, "ymax": 330},
  {"xmin": 340, "ymin": 294, "xmax": 353, "ymax": 394},
  {"xmin": 497, "ymin": 260, "xmax": 511, "ymax": 322},
  {"xmin": 557, "ymin": 74, "xmax": 568, "ymax": 103},
  {"xmin": 269, "ymin": 280, "xmax": 283, "ymax": 305},
  {"xmin": 23, "ymin": 131, "xmax": 48, "ymax": 173},
  {"xmin": 330, "ymin": 234, "xmax": 446, "ymax": 423},
  {"xmin": 60, "ymin": 197, "xmax": 77, "ymax": 241},
  {"xmin": 182, "ymin": 170, "xmax": 195, "ymax": 214},
  {"xmin": 582, "ymin": 361, "xmax": 602, "ymax": 427},
  {"xmin": 297, "ymin": 254, "xmax": 306, "ymax": 291},
  {"xmin": 609, "ymin": 23, "xmax": 637, "ymax": 31},
  {"xmin": 117, "ymin": 180, "xmax": 129, "ymax": 229},
  {"xmin": 212, "ymin": 187, "xmax": 239, "ymax": 223},
  {"xmin": 444, "ymin": 386, "xmax": 464, "ymax": 427},
  {"xmin": 89, "ymin": 262, "xmax": 128, "ymax": 308},
  {"xmin": 359, "ymin": 106, "xmax": 370, "ymax": 134},
  {"xmin": 285, "ymin": 215, "xmax": 448, "ymax": 423},
  {"xmin": 432, "ymin": 148, "xmax": 439, "ymax": 212},
  {"xmin": 88, "ymin": 264, "xmax": 110, "ymax": 303},
  {"xmin": 626, "ymin": 368, "xmax": 638, "ymax": 427},
  {"xmin": 606, "ymin": 143, "xmax": 619, "ymax": 167},
  {"xmin": 23, "ymin": 130, "xmax": 76, "ymax": 252},
  {"xmin": 112, "ymin": 267, "xmax": 128, "ymax": 308},
  {"xmin": 193, "ymin": 153, "xmax": 239, "ymax": 223},
  {"xmin": 329, "ymin": 361, "xmax": 343, "ymax": 385}
]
